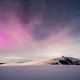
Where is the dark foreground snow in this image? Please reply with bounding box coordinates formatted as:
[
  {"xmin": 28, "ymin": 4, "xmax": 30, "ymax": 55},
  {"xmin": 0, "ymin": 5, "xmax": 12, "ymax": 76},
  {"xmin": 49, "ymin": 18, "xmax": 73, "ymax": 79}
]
[{"xmin": 0, "ymin": 65, "xmax": 80, "ymax": 80}]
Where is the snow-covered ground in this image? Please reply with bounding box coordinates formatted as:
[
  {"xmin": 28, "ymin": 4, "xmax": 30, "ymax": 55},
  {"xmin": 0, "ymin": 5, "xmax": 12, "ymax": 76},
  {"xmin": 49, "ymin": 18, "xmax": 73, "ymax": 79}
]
[{"xmin": 0, "ymin": 65, "xmax": 80, "ymax": 80}]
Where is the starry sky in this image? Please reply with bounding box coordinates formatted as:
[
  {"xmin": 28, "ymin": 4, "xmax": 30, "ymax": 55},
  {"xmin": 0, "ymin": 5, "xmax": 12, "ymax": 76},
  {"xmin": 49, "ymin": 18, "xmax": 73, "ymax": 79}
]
[{"xmin": 0, "ymin": 0, "xmax": 80, "ymax": 62}]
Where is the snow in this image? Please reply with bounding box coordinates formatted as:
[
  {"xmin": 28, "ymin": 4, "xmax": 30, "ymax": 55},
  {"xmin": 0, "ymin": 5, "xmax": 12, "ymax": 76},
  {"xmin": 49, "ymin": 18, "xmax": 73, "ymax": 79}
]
[{"xmin": 0, "ymin": 65, "xmax": 80, "ymax": 80}]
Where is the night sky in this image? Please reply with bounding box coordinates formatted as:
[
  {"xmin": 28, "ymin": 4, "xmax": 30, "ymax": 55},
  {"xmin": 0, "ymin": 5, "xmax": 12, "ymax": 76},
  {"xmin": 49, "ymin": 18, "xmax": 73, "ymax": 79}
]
[{"xmin": 0, "ymin": 0, "xmax": 80, "ymax": 62}]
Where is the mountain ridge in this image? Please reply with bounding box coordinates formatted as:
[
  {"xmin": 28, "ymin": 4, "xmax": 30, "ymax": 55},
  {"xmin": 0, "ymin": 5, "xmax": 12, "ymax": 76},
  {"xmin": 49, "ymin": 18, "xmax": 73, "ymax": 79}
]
[
  {"xmin": 40, "ymin": 56, "xmax": 80, "ymax": 65},
  {"xmin": 0, "ymin": 56, "xmax": 80, "ymax": 66}
]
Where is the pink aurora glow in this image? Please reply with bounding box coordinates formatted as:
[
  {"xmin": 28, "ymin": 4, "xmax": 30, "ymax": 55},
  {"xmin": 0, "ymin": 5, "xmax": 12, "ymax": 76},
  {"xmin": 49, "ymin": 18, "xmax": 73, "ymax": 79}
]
[{"xmin": 0, "ymin": 13, "xmax": 32, "ymax": 50}]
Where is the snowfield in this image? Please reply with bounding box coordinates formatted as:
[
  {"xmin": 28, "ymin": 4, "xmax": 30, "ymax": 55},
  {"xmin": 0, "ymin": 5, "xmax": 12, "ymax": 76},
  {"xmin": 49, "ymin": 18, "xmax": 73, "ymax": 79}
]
[{"xmin": 0, "ymin": 65, "xmax": 80, "ymax": 80}]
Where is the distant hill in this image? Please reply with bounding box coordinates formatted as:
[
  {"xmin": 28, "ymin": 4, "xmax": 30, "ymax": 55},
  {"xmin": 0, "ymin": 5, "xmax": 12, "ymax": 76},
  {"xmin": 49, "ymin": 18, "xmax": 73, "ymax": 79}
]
[
  {"xmin": 40, "ymin": 56, "xmax": 80, "ymax": 65},
  {"xmin": 0, "ymin": 63, "xmax": 6, "ymax": 65},
  {"xmin": 0, "ymin": 56, "xmax": 80, "ymax": 66}
]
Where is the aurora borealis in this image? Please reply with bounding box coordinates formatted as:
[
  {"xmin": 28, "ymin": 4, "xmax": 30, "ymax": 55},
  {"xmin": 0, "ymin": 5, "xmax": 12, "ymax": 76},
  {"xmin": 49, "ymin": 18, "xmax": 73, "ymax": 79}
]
[{"xmin": 0, "ymin": 0, "xmax": 80, "ymax": 62}]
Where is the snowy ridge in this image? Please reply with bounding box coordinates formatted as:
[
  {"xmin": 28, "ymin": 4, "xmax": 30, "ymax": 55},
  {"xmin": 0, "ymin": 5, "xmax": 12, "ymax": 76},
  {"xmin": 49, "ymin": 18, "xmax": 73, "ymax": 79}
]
[
  {"xmin": 41, "ymin": 56, "xmax": 80, "ymax": 65},
  {"xmin": 0, "ymin": 56, "xmax": 80, "ymax": 66}
]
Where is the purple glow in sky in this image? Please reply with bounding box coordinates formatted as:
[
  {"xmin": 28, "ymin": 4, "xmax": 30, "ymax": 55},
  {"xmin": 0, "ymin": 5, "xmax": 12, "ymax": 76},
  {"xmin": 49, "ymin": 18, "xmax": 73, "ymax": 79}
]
[{"xmin": 0, "ymin": 0, "xmax": 80, "ymax": 62}]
